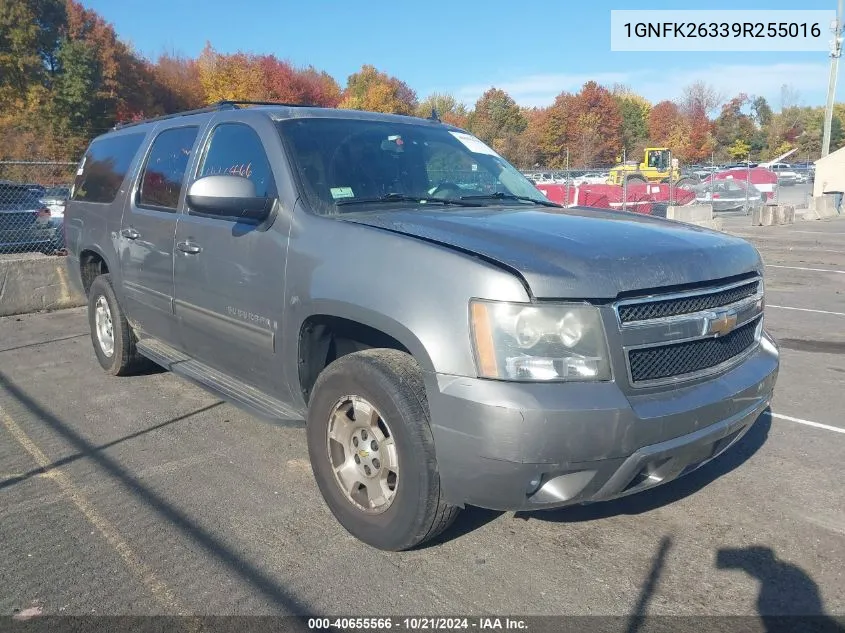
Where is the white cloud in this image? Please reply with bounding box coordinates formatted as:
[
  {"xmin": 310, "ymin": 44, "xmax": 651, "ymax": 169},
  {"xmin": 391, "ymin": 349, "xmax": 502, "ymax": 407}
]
[{"xmin": 456, "ymin": 63, "xmax": 831, "ymax": 109}]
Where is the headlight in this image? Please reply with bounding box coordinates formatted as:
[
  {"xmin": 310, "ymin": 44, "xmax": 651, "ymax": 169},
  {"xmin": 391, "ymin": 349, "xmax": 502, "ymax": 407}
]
[{"xmin": 470, "ymin": 300, "xmax": 611, "ymax": 382}]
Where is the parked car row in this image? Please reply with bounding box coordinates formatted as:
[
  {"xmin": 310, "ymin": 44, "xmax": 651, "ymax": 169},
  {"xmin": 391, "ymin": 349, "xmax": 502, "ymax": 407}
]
[{"xmin": 0, "ymin": 181, "xmax": 68, "ymax": 254}]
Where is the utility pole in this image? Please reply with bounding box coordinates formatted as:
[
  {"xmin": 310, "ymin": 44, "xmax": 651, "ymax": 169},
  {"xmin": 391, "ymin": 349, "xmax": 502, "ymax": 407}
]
[{"xmin": 822, "ymin": 0, "xmax": 844, "ymax": 157}]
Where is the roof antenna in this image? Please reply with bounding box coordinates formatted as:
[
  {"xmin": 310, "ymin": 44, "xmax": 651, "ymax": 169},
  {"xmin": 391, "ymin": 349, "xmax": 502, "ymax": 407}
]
[{"xmin": 428, "ymin": 108, "xmax": 441, "ymax": 122}]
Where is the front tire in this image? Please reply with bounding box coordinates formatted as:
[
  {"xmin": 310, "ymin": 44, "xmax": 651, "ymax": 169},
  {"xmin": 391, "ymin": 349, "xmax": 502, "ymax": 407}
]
[
  {"xmin": 87, "ymin": 274, "xmax": 147, "ymax": 376},
  {"xmin": 307, "ymin": 349, "xmax": 460, "ymax": 551}
]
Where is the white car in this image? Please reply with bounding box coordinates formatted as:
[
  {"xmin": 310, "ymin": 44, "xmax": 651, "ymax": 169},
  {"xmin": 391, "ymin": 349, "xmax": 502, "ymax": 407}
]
[
  {"xmin": 573, "ymin": 172, "xmax": 610, "ymax": 185},
  {"xmin": 767, "ymin": 163, "xmax": 799, "ymax": 186}
]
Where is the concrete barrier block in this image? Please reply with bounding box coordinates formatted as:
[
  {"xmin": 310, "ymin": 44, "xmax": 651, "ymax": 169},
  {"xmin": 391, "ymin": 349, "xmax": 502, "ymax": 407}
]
[
  {"xmin": 666, "ymin": 204, "xmax": 713, "ymax": 224},
  {"xmin": 812, "ymin": 195, "xmax": 838, "ymax": 218},
  {"xmin": 777, "ymin": 205, "xmax": 795, "ymax": 225},
  {"xmin": 0, "ymin": 255, "xmax": 86, "ymax": 317}
]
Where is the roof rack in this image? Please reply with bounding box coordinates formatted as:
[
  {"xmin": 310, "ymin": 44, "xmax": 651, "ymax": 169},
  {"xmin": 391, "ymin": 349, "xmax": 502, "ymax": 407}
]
[{"xmin": 113, "ymin": 100, "xmax": 311, "ymax": 130}]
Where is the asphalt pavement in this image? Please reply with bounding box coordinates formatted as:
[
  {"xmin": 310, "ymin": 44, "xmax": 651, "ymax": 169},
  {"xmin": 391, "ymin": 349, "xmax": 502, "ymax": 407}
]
[{"xmin": 1, "ymin": 213, "xmax": 844, "ymax": 619}]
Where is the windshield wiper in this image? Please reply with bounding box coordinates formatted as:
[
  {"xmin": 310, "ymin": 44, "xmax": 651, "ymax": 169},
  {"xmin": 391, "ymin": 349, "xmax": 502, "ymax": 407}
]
[
  {"xmin": 335, "ymin": 193, "xmax": 477, "ymax": 207},
  {"xmin": 459, "ymin": 192, "xmax": 560, "ymax": 207}
]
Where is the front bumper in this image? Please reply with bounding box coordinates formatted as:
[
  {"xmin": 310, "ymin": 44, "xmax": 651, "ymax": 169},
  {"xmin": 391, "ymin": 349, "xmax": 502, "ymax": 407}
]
[{"xmin": 425, "ymin": 333, "xmax": 779, "ymax": 511}]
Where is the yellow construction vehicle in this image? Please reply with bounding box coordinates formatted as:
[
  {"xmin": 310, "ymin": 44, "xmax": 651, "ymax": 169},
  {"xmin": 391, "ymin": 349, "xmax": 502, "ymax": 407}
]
[{"xmin": 607, "ymin": 148, "xmax": 691, "ymax": 186}]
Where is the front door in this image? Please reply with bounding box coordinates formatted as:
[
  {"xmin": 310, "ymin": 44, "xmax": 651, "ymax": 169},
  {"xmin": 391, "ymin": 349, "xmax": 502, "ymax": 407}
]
[
  {"xmin": 173, "ymin": 119, "xmax": 287, "ymax": 397},
  {"xmin": 119, "ymin": 124, "xmax": 201, "ymax": 345}
]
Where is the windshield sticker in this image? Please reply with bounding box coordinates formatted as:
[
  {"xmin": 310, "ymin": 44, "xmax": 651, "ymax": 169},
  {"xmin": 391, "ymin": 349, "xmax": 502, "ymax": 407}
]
[
  {"xmin": 330, "ymin": 187, "xmax": 355, "ymax": 200},
  {"xmin": 449, "ymin": 131, "xmax": 498, "ymax": 156}
]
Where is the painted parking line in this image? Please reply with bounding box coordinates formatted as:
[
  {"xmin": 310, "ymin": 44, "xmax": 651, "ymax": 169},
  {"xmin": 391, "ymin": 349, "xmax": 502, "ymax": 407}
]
[
  {"xmin": 768, "ymin": 305, "xmax": 845, "ymax": 317},
  {"xmin": 766, "ymin": 411, "xmax": 845, "ymax": 435},
  {"xmin": 0, "ymin": 404, "xmax": 187, "ymax": 613},
  {"xmin": 766, "ymin": 264, "xmax": 845, "ymax": 274},
  {"xmin": 784, "ymin": 230, "xmax": 845, "ymax": 235}
]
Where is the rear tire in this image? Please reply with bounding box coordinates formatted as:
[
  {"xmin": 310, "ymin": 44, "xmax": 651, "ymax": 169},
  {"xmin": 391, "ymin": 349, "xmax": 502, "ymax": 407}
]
[
  {"xmin": 87, "ymin": 274, "xmax": 148, "ymax": 376},
  {"xmin": 307, "ymin": 349, "xmax": 460, "ymax": 551},
  {"xmin": 626, "ymin": 175, "xmax": 647, "ymax": 185}
]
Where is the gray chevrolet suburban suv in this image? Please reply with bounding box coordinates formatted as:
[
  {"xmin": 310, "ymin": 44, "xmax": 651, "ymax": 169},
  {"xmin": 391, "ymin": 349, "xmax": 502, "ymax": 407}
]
[{"xmin": 66, "ymin": 101, "xmax": 779, "ymax": 550}]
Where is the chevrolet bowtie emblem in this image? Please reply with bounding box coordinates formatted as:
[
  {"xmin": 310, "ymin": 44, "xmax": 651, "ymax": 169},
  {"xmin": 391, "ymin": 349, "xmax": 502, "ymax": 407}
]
[{"xmin": 707, "ymin": 310, "xmax": 738, "ymax": 336}]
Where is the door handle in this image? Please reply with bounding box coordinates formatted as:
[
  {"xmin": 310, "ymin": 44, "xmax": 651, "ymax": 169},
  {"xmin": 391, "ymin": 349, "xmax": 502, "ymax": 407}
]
[
  {"xmin": 177, "ymin": 240, "xmax": 202, "ymax": 254},
  {"xmin": 120, "ymin": 228, "xmax": 140, "ymax": 240}
]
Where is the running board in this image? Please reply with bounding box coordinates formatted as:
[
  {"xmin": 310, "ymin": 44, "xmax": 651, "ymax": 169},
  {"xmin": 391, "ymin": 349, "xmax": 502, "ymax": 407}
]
[{"xmin": 137, "ymin": 338, "xmax": 305, "ymax": 425}]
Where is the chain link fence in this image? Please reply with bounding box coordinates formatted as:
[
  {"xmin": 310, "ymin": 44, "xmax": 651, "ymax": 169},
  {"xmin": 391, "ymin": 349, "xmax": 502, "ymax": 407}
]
[{"xmin": 0, "ymin": 161, "xmax": 78, "ymax": 256}]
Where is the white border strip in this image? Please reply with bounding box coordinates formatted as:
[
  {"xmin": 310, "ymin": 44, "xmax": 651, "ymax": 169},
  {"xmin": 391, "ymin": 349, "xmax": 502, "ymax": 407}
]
[
  {"xmin": 767, "ymin": 265, "xmax": 845, "ymax": 274},
  {"xmin": 768, "ymin": 305, "xmax": 845, "ymax": 317},
  {"xmin": 766, "ymin": 411, "xmax": 845, "ymax": 435}
]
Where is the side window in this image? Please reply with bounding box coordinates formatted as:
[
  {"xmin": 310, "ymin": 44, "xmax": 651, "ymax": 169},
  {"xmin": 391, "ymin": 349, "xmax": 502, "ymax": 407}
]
[
  {"xmin": 139, "ymin": 126, "xmax": 199, "ymax": 211},
  {"xmin": 198, "ymin": 123, "xmax": 275, "ymax": 197},
  {"xmin": 72, "ymin": 133, "xmax": 146, "ymax": 203}
]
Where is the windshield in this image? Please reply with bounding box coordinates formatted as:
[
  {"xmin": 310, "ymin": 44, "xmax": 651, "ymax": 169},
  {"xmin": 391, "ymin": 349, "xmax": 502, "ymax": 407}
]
[{"xmin": 276, "ymin": 118, "xmax": 550, "ymax": 215}]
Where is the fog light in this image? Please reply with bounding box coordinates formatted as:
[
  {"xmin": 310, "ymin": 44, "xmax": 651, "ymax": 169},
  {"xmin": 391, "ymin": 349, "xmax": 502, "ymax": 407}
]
[{"xmin": 526, "ymin": 477, "xmax": 542, "ymax": 494}]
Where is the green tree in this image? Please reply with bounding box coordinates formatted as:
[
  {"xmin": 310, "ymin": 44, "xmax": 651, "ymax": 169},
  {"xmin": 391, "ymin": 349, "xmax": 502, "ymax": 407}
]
[
  {"xmin": 467, "ymin": 88, "xmax": 526, "ymax": 145},
  {"xmin": 714, "ymin": 94, "xmax": 756, "ymax": 158},
  {"xmin": 49, "ymin": 38, "xmax": 104, "ymax": 154},
  {"xmin": 0, "ymin": 0, "xmax": 65, "ymax": 100},
  {"xmin": 612, "ymin": 87, "xmax": 651, "ymax": 156},
  {"xmin": 727, "ymin": 139, "xmax": 751, "ymax": 160},
  {"xmin": 751, "ymin": 96, "xmax": 773, "ymax": 128}
]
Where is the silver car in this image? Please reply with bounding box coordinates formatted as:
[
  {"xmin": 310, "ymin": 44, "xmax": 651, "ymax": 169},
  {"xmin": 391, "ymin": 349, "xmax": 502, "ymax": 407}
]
[
  {"xmin": 692, "ymin": 179, "xmax": 766, "ymax": 212},
  {"xmin": 65, "ymin": 102, "xmax": 779, "ymax": 550}
]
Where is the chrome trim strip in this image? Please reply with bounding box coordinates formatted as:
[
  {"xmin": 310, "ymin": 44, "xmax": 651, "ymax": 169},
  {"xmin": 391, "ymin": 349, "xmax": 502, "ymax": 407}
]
[
  {"xmin": 625, "ymin": 316, "xmax": 763, "ymax": 389},
  {"xmin": 623, "ymin": 313, "xmax": 762, "ymax": 351},
  {"xmin": 615, "ymin": 276, "xmax": 762, "ymax": 327}
]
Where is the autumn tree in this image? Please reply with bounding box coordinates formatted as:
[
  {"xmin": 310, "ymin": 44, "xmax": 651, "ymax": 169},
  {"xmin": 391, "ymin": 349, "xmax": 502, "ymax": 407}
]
[
  {"xmin": 567, "ymin": 82, "xmax": 622, "ymax": 166},
  {"xmin": 65, "ymin": 0, "xmax": 160, "ymax": 121},
  {"xmin": 466, "ymin": 88, "xmax": 526, "ymax": 162},
  {"xmin": 714, "ymin": 94, "xmax": 756, "ymax": 157},
  {"xmin": 256, "ymin": 55, "xmax": 341, "ymax": 106},
  {"xmin": 537, "ymin": 92, "xmax": 573, "ymax": 168},
  {"xmin": 509, "ymin": 107, "xmax": 547, "ymax": 168},
  {"xmin": 648, "ymin": 100, "xmax": 682, "ymax": 147},
  {"xmin": 152, "ymin": 53, "xmax": 204, "ymax": 111},
  {"xmin": 339, "ymin": 65, "xmax": 417, "ymax": 114},
  {"xmin": 197, "ymin": 44, "xmax": 263, "ymax": 103},
  {"xmin": 416, "ymin": 93, "xmax": 468, "ymax": 128}
]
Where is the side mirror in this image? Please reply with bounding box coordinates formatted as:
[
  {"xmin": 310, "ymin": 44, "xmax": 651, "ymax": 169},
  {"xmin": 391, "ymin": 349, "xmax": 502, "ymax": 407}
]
[{"xmin": 186, "ymin": 175, "xmax": 272, "ymax": 222}]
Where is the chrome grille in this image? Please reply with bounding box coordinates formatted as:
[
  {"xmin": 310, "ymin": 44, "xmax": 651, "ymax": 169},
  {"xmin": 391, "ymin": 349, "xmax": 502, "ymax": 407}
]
[
  {"xmin": 628, "ymin": 317, "xmax": 759, "ymax": 384},
  {"xmin": 618, "ymin": 279, "xmax": 760, "ymax": 324}
]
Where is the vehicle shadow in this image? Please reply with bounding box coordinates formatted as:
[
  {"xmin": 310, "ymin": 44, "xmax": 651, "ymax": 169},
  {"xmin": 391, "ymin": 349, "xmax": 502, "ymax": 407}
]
[
  {"xmin": 0, "ymin": 401, "xmax": 224, "ymax": 491},
  {"xmin": 716, "ymin": 546, "xmax": 845, "ymax": 631},
  {"xmin": 521, "ymin": 408, "xmax": 772, "ymax": 524},
  {"xmin": 0, "ymin": 371, "xmax": 316, "ymax": 618}
]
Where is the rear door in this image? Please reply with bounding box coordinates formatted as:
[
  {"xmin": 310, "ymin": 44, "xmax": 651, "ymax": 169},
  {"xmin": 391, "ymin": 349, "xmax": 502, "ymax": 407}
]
[
  {"xmin": 119, "ymin": 124, "xmax": 202, "ymax": 345},
  {"xmin": 173, "ymin": 116, "xmax": 288, "ymax": 396}
]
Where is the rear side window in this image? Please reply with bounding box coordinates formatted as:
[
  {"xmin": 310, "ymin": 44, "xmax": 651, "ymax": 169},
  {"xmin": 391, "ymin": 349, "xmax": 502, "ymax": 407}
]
[
  {"xmin": 139, "ymin": 126, "xmax": 199, "ymax": 211},
  {"xmin": 198, "ymin": 123, "xmax": 275, "ymax": 197},
  {"xmin": 73, "ymin": 133, "xmax": 146, "ymax": 203}
]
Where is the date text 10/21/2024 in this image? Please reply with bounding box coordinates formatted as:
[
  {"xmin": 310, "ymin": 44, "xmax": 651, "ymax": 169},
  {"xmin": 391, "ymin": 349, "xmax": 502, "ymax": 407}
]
[{"xmin": 307, "ymin": 618, "xmax": 528, "ymax": 630}]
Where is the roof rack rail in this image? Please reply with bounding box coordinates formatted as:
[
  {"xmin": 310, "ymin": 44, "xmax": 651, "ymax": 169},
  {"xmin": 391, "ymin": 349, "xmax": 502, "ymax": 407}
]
[{"xmin": 113, "ymin": 100, "xmax": 312, "ymax": 130}]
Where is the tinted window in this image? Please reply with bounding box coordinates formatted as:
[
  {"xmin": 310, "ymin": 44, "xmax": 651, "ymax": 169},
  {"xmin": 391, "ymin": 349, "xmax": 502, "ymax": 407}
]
[
  {"xmin": 73, "ymin": 133, "xmax": 146, "ymax": 203},
  {"xmin": 139, "ymin": 126, "xmax": 199, "ymax": 210},
  {"xmin": 278, "ymin": 118, "xmax": 545, "ymax": 215},
  {"xmin": 198, "ymin": 124, "xmax": 274, "ymax": 197}
]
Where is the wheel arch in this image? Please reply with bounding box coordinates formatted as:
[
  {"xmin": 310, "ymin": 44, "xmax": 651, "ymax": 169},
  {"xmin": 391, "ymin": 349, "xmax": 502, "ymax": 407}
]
[{"xmin": 293, "ymin": 303, "xmax": 436, "ymax": 405}]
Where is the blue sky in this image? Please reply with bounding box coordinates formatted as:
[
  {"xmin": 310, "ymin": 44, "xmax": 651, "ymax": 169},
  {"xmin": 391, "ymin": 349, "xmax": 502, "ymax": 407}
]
[{"xmin": 81, "ymin": 0, "xmax": 842, "ymax": 110}]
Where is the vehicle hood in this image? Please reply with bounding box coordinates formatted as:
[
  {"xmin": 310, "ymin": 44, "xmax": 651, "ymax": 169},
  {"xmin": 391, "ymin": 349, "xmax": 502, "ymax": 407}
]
[{"xmin": 341, "ymin": 206, "xmax": 762, "ymax": 299}]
